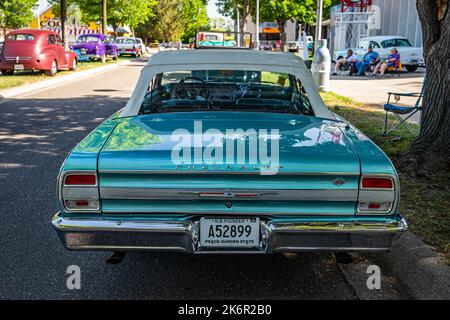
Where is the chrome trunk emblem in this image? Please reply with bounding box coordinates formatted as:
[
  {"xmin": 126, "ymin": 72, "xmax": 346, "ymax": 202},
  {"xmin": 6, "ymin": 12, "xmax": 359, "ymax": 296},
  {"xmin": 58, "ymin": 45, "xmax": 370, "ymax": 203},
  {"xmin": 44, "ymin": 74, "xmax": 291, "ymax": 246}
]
[{"xmin": 333, "ymin": 178, "xmax": 346, "ymax": 186}]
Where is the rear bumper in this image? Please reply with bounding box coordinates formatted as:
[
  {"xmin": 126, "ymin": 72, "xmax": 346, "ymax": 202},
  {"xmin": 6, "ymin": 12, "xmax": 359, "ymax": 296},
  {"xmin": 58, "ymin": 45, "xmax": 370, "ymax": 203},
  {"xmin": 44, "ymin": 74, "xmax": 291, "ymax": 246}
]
[
  {"xmin": 52, "ymin": 214, "xmax": 407, "ymax": 254},
  {"xmin": 0, "ymin": 61, "xmax": 38, "ymax": 70},
  {"xmin": 76, "ymin": 54, "xmax": 99, "ymax": 61}
]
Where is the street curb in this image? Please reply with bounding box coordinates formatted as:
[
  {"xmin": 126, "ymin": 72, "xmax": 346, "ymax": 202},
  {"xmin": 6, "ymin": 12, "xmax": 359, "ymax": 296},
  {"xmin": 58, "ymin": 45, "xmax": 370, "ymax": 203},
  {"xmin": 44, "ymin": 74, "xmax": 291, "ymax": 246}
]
[
  {"xmin": 0, "ymin": 59, "xmax": 133, "ymax": 99},
  {"xmin": 374, "ymin": 231, "xmax": 450, "ymax": 300}
]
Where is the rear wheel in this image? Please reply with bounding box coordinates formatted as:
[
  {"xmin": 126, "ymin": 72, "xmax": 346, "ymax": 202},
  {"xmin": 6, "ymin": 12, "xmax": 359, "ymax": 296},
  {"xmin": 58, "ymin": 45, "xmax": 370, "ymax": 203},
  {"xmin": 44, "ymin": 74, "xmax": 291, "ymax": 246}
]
[
  {"xmin": 45, "ymin": 60, "xmax": 57, "ymax": 76},
  {"xmin": 112, "ymin": 51, "xmax": 118, "ymax": 60},
  {"xmin": 405, "ymin": 65, "xmax": 418, "ymax": 72},
  {"xmin": 70, "ymin": 58, "xmax": 77, "ymax": 71},
  {"xmin": 1, "ymin": 69, "xmax": 14, "ymax": 75}
]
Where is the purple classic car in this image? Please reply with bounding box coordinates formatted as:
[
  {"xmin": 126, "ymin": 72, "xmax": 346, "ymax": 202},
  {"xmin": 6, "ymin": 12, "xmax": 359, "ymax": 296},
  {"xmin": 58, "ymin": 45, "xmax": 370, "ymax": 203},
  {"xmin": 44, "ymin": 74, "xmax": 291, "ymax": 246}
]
[{"xmin": 70, "ymin": 34, "xmax": 118, "ymax": 63}]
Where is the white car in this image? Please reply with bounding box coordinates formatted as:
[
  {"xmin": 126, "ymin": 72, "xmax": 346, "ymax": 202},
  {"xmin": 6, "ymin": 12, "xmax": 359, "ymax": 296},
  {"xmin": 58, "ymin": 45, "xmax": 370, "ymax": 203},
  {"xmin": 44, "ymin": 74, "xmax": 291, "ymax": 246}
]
[
  {"xmin": 355, "ymin": 36, "xmax": 424, "ymax": 72},
  {"xmin": 115, "ymin": 37, "xmax": 146, "ymax": 57}
]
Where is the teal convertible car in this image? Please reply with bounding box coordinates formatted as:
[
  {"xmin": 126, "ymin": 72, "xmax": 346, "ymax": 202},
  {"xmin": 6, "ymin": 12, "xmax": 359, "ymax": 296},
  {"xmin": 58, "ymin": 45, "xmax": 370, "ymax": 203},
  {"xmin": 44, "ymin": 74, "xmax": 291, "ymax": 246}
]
[{"xmin": 52, "ymin": 49, "xmax": 407, "ymax": 254}]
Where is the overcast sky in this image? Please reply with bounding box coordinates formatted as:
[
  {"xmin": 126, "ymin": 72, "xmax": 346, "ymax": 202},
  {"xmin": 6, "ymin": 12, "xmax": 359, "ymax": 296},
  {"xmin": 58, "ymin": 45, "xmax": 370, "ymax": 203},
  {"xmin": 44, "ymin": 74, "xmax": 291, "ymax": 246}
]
[{"xmin": 207, "ymin": 0, "xmax": 225, "ymax": 18}]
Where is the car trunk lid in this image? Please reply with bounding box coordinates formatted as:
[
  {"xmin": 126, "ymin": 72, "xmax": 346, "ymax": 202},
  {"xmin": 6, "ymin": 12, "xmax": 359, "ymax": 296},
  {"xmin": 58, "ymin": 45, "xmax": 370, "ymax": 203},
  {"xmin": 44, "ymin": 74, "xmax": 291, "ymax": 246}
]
[{"xmin": 98, "ymin": 112, "xmax": 361, "ymax": 215}]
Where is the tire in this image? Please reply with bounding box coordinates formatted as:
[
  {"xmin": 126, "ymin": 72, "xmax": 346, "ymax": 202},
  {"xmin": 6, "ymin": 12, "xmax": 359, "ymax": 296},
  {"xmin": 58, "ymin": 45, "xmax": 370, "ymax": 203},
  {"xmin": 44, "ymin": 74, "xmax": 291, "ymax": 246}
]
[
  {"xmin": 405, "ymin": 65, "xmax": 418, "ymax": 72},
  {"xmin": 100, "ymin": 54, "xmax": 106, "ymax": 63},
  {"xmin": 45, "ymin": 60, "xmax": 57, "ymax": 76},
  {"xmin": 112, "ymin": 52, "xmax": 118, "ymax": 61},
  {"xmin": 1, "ymin": 69, "xmax": 14, "ymax": 75},
  {"xmin": 70, "ymin": 58, "xmax": 77, "ymax": 71}
]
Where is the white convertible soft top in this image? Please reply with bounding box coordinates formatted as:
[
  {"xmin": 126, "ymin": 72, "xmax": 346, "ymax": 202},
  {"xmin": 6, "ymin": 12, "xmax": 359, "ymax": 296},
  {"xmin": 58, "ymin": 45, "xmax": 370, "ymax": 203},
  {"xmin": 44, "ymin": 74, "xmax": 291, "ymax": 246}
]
[{"xmin": 120, "ymin": 49, "xmax": 334, "ymax": 119}]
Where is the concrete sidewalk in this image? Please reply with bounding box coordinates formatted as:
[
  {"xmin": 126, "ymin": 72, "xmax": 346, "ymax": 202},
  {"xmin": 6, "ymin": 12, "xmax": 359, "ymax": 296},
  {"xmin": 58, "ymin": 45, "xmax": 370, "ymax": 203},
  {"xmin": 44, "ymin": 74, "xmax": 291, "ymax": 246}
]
[{"xmin": 330, "ymin": 71, "xmax": 425, "ymax": 124}]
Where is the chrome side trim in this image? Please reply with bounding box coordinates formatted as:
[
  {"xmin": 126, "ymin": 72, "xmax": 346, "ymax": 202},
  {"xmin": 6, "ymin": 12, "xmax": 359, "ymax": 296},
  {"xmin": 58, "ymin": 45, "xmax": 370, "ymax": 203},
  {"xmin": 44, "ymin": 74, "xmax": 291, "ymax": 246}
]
[
  {"xmin": 358, "ymin": 190, "xmax": 396, "ymax": 202},
  {"xmin": 98, "ymin": 170, "xmax": 361, "ymax": 176},
  {"xmin": 63, "ymin": 188, "xmax": 100, "ymax": 200},
  {"xmin": 99, "ymin": 188, "xmax": 358, "ymax": 201}
]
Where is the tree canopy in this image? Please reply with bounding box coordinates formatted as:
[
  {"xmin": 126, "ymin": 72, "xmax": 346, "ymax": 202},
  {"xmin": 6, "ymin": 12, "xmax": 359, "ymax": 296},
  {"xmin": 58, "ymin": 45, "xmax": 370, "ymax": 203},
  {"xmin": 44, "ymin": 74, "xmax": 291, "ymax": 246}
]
[
  {"xmin": 0, "ymin": 0, "xmax": 36, "ymax": 35},
  {"xmin": 72, "ymin": 0, "xmax": 156, "ymax": 35},
  {"xmin": 135, "ymin": 0, "xmax": 209, "ymax": 43}
]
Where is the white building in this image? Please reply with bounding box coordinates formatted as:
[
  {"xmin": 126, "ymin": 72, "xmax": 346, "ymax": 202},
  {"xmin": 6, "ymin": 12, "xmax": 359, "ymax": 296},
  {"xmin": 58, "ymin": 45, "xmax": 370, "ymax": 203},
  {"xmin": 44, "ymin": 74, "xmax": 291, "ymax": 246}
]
[
  {"xmin": 330, "ymin": 0, "xmax": 423, "ymax": 54},
  {"xmin": 371, "ymin": 0, "xmax": 423, "ymax": 47}
]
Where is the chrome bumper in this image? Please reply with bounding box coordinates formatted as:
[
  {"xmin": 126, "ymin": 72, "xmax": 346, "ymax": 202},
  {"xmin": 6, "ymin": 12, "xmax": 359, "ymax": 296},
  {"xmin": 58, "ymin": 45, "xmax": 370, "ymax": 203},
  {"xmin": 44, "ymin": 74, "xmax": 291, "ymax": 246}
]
[{"xmin": 52, "ymin": 214, "xmax": 407, "ymax": 254}]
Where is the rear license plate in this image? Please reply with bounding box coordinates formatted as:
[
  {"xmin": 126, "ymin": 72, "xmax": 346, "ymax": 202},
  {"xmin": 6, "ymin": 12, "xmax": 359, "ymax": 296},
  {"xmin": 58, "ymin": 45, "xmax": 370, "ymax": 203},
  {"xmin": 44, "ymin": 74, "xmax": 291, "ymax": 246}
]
[
  {"xmin": 14, "ymin": 64, "xmax": 24, "ymax": 70},
  {"xmin": 199, "ymin": 217, "xmax": 260, "ymax": 248}
]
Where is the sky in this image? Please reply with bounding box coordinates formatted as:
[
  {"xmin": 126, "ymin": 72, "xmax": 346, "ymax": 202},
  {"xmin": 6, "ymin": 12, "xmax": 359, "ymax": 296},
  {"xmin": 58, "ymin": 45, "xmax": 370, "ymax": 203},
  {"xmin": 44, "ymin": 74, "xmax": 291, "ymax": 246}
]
[{"xmin": 207, "ymin": 0, "xmax": 225, "ymax": 18}]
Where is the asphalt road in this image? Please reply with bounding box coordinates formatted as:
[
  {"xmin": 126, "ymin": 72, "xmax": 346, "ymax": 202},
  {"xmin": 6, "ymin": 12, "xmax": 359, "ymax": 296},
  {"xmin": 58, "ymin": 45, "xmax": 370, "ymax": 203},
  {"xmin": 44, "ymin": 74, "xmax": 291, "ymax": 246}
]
[{"xmin": 0, "ymin": 58, "xmax": 409, "ymax": 299}]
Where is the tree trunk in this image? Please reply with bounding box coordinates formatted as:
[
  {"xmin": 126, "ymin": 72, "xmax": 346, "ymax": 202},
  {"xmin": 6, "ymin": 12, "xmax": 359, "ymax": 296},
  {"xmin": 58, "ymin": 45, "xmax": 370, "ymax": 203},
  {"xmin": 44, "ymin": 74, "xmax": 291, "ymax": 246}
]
[
  {"xmin": 412, "ymin": 0, "xmax": 450, "ymax": 154},
  {"xmin": 279, "ymin": 20, "xmax": 287, "ymax": 51},
  {"xmin": 238, "ymin": 0, "xmax": 250, "ymax": 47},
  {"xmin": 398, "ymin": 0, "xmax": 450, "ymax": 173},
  {"xmin": 102, "ymin": 0, "xmax": 107, "ymax": 35},
  {"xmin": 60, "ymin": 0, "xmax": 68, "ymax": 50}
]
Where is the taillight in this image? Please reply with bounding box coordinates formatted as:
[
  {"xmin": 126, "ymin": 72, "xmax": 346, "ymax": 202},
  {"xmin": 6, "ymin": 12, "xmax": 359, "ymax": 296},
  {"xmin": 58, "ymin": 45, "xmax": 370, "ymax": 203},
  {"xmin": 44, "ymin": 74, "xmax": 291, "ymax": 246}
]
[
  {"xmin": 361, "ymin": 177, "xmax": 393, "ymax": 189},
  {"xmin": 358, "ymin": 202, "xmax": 392, "ymax": 213},
  {"xmin": 64, "ymin": 174, "xmax": 96, "ymax": 185},
  {"xmin": 358, "ymin": 175, "xmax": 396, "ymax": 214},
  {"xmin": 60, "ymin": 173, "xmax": 99, "ymax": 211}
]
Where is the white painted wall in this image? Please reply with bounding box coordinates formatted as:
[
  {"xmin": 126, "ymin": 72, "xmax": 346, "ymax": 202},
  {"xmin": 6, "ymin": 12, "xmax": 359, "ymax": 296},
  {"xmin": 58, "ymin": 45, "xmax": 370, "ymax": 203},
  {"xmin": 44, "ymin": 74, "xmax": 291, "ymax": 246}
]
[{"xmin": 371, "ymin": 0, "xmax": 423, "ymax": 47}]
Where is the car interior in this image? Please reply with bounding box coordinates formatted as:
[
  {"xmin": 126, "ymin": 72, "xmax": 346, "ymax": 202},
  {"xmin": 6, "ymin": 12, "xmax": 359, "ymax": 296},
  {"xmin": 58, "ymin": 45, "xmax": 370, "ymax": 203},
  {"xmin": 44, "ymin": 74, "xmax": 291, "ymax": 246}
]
[{"xmin": 140, "ymin": 70, "xmax": 315, "ymax": 116}]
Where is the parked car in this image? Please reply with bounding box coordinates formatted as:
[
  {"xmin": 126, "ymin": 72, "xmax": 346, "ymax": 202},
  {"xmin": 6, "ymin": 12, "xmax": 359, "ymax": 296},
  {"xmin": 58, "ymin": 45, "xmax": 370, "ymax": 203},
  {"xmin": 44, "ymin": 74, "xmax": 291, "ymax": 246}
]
[
  {"xmin": 287, "ymin": 41, "xmax": 300, "ymax": 52},
  {"xmin": 115, "ymin": 37, "xmax": 145, "ymax": 57},
  {"xmin": 52, "ymin": 48, "xmax": 407, "ymax": 255},
  {"xmin": 259, "ymin": 40, "xmax": 273, "ymax": 51},
  {"xmin": 335, "ymin": 36, "xmax": 424, "ymax": 72},
  {"xmin": 0, "ymin": 29, "xmax": 77, "ymax": 76},
  {"xmin": 70, "ymin": 34, "xmax": 118, "ymax": 63}
]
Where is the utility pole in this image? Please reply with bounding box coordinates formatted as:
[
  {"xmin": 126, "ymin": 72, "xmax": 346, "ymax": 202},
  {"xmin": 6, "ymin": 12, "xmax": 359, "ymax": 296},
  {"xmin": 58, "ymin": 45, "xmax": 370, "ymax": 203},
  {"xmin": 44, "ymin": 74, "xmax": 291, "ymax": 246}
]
[
  {"xmin": 33, "ymin": 2, "xmax": 40, "ymax": 29},
  {"xmin": 236, "ymin": 6, "xmax": 240, "ymax": 45},
  {"xmin": 255, "ymin": 0, "xmax": 259, "ymax": 50},
  {"xmin": 314, "ymin": 0, "xmax": 323, "ymax": 48},
  {"xmin": 61, "ymin": 0, "xmax": 68, "ymax": 50},
  {"xmin": 102, "ymin": 0, "xmax": 107, "ymax": 35}
]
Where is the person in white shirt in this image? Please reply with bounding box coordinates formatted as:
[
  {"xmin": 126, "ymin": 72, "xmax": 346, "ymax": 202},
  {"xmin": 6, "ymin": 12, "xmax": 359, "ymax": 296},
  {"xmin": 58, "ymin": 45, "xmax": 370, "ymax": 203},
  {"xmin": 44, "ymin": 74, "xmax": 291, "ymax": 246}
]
[{"xmin": 333, "ymin": 49, "xmax": 358, "ymax": 75}]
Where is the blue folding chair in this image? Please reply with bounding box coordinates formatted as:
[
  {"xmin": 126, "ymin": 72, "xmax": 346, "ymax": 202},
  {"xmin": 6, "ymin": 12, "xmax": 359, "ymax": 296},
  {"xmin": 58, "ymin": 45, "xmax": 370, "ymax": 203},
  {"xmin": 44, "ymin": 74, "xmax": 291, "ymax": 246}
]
[{"xmin": 382, "ymin": 78, "xmax": 426, "ymax": 136}]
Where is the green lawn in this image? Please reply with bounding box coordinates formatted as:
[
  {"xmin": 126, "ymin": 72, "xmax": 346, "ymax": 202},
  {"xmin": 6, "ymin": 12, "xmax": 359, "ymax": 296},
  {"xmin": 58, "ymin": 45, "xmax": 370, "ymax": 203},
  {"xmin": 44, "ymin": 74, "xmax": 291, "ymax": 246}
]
[
  {"xmin": 0, "ymin": 56, "xmax": 134, "ymax": 90},
  {"xmin": 322, "ymin": 92, "xmax": 450, "ymax": 263}
]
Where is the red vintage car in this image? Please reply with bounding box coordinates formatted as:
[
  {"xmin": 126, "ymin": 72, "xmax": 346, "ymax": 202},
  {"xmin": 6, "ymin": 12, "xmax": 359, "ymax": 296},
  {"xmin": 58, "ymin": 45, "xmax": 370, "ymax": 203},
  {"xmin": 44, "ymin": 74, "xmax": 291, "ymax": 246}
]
[{"xmin": 0, "ymin": 29, "xmax": 78, "ymax": 76}]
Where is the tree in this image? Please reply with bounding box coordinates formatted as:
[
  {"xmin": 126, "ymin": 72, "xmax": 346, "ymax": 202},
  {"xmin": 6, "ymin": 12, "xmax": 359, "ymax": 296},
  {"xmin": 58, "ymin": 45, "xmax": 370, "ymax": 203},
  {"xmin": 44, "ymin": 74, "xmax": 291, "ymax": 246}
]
[
  {"xmin": 75, "ymin": 0, "xmax": 155, "ymax": 37},
  {"xmin": 400, "ymin": 0, "xmax": 450, "ymax": 171},
  {"xmin": 0, "ymin": 0, "xmax": 36, "ymax": 36},
  {"xmin": 102, "ymin": 0, "xmax": 107, "ymax": 34},
  {"xmin": 257, "ymin": 0, "xmax": 316, "ymax": 50},
  {"xmin": 217, "ymin": 0, "xmax": 251, "ymax": 36},
  {"xmin": 135, "ymin": 0, "xmax": 207, "ymax": 43},
  {"xmin": 180, "ymin": 0, "xmax": 209, "ymax": 43}
]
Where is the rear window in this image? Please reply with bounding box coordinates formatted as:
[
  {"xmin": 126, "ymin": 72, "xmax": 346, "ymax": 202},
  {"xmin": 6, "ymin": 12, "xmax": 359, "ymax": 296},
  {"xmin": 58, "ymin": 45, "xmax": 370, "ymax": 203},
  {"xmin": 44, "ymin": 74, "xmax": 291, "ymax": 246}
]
[
  {"xmin": 8, "ymin": 34, "xmax": 35, "ymax": 41},
  {"xmin": 141, "ymin": 69, "xmax": 314, "ymax": 116},
  {"xmin": 381, "ymin": 38, "xmax": 411, "ymax": 48},
  {"xmin": 116, "ymin": 38, "xmax": 136, "ymax": 44},
  {"xmin": 77, "ymin": 36, "xmax": 100, "ymax": 43}
]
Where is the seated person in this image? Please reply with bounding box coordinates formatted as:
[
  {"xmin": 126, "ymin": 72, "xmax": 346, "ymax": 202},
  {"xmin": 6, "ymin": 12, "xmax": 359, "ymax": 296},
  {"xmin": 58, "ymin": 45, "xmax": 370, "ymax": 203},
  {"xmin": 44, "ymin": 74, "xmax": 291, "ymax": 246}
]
[
  {"xmin": 332, "ymin": 49, "xmax": 358, "ymax": 75},
  {"xmin": 355, "ymin": 45, "xmax": 380, "ymax": 76},
  {"xmin": 372, "ymin": 48, "xmax": 400, "ymax": 77}
]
